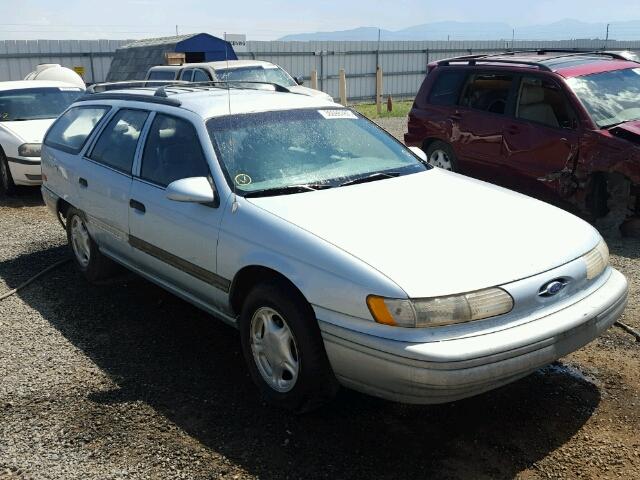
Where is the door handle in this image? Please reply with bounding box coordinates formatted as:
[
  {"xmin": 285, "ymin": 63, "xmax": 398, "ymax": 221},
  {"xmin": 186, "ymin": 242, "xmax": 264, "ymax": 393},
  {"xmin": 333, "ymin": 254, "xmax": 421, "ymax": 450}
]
[
  {"xmin": 129, "ymin": 199, "xmax": 146, "ymax": 213},
  {"xmin": 78, "ymin": 177, "xmax": 88, "ymax": 188}
]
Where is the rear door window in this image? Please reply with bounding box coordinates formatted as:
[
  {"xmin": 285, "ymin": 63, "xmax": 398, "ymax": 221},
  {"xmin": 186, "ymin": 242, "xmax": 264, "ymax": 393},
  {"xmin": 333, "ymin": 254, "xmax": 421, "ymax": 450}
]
[
  {"xmin": 44, "ymin": 106, "xmax": 110, "ymax": 154},
  {"xmin": 179, "ymin": 69, "xmax": 194, "ymax": 81},
  {"xmin": 192, "ymin": 69, "xmax": 210, "ymax": 82},
  {"xmin": 460, "ymin": 73, "xmax": 514, "ymax": 115},
  {"xmin": 88, "ymin": 109, "xmax": 149, "ymax": 174},
  {"xmin": 428, "ymin": 70, "xmax": 468, "ymax": 105},
  {"xmin": 516, "ymin": 76, "xmax": 578, "ymax": 129},
  {"xmin": 140, "ymin": 114, "xmax": 210, "ymax": 187}
]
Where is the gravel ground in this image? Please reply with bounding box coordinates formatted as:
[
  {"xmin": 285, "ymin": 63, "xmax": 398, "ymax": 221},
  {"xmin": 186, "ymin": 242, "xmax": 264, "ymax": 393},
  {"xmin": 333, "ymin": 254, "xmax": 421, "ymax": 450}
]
[{"xmin": 1, "ymin": 127, "xmax": 639, "ymax": 479}]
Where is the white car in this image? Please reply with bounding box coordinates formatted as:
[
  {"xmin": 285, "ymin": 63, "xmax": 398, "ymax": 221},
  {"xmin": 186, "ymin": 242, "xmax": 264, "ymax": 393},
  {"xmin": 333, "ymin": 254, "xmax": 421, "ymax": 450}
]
[
  {"xmin": 41, "ymin": 84, "xmax": 627, "ymax": 411},
  {"xmin": 145, "ymin": 60, "xmax": 334, "ymax": 102},
  {"xmin": 0, "ymin": 81, "xmax": 84, "ymax": 195}
]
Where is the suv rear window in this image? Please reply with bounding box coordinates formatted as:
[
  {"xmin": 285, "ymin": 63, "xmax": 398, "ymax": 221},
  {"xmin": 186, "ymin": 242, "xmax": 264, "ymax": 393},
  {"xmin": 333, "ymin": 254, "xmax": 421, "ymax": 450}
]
[
  {"xmin": 44, "ymin": 106, "xmax": 110, "ymax": 154},
  {"xmin": 148, "ymin": 70, "xmax": 177, "ymax": 81},
  {"xmin": 460, "ymin": 73, "xmax": 514, "ymax": 114},
  {"xmin": 428, "ymin": 70, "xmax": 468, "ymax": 105}
]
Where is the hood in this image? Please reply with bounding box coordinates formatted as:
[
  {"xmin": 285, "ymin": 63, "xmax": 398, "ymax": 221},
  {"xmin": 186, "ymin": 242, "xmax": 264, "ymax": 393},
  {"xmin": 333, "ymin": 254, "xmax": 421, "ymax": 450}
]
[
  {"xmin": 247, "ymin": 169, "xmax": 599, "ymax": 298},
  {"xmin": 288, "ymin": 85, "xmax": 334, "ymax": 101},
  {"xmin": 0, "ymin": 118, "xmax": 55, "ymax": 143}
]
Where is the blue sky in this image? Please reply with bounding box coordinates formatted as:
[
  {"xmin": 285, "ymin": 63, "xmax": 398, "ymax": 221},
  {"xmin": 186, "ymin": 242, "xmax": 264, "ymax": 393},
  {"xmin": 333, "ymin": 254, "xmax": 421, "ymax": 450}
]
[{"xmin": 2, "ymin": 0, "xmax": 640, "ymax": 40}]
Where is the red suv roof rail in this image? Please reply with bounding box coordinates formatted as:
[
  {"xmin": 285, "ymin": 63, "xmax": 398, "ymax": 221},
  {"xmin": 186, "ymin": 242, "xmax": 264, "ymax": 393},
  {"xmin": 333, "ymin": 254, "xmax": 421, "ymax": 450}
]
[{"xmin": 436, "ymin": 58, "xmax": 552, "ymax": 71}]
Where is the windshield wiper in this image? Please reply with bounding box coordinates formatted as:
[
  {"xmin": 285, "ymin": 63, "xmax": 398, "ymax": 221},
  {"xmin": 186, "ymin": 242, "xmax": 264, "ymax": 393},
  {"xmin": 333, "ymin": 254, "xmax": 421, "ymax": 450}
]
[
  {"xmin": 243, "ymin": 183, "xmax": 333, "ymax": 198},
  {"xmin": 339, "ymin": 172, "xmax": 401, "ymax": 187}
]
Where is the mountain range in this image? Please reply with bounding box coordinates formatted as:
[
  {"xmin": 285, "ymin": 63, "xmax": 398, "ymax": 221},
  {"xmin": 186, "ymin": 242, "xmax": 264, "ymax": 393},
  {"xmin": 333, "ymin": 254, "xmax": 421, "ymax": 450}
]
[{"xmin": 278, "ymin": 19, "xmax": 640, "ymax": 41}]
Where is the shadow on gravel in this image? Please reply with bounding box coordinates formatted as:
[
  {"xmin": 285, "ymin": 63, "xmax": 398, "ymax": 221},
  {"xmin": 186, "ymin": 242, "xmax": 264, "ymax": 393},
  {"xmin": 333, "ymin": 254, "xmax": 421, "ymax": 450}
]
[
  {"xmin": 0, "ymin": 186, "xmax": 43, "ymax": 208},
  {"xmin": 7, "ymin": 247, "xmax": 601, "ymax": 480}
]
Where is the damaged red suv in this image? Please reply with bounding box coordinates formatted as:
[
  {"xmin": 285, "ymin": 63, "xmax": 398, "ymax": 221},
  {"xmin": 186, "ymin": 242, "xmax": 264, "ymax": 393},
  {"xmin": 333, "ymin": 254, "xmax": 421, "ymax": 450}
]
[{"xmin": 405, "ymin": 50, "xmax": 640, "ymax": 232}]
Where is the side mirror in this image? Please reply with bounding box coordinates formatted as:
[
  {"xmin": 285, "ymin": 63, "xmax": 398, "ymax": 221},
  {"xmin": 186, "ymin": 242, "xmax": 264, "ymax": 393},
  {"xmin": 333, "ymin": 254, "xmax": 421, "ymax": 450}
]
[
  {"xmin": 166, "ymin": 177, "xmax": 216, "ymax": 204},
  {"xmin": 294, "ymin": 76, "xmax": 304, "ymax": 85},
  {"xmin": 408, "ymin": 146, "xmax": 428, "ymax": 162}
]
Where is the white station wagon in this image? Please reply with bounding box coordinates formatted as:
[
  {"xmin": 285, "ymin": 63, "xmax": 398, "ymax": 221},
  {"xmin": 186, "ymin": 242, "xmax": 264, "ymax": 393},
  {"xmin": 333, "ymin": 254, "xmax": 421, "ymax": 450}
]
[{"xmin": 41, "ymin": 84, "xmax": 628, "ymax": 411}]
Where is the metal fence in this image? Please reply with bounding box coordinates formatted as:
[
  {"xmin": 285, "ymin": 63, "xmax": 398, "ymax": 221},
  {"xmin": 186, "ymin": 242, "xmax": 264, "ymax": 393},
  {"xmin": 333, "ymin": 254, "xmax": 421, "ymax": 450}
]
[{"xmin": 2, "ymin": 38, "xmax": 640, "ymax": 102}]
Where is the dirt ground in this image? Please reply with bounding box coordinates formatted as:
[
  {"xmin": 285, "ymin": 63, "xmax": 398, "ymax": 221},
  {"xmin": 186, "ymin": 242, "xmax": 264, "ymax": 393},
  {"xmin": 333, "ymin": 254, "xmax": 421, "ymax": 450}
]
[{"xmin": 1, "ymin": 143, "xmax": 639, "ymax": 478}]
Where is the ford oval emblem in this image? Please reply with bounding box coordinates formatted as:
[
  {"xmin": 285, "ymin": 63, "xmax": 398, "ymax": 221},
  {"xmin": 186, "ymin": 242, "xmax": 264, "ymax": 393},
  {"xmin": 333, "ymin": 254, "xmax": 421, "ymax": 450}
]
[{"xmin": 539, "ymin": 279, "xmax": 568, "ymax": 297}]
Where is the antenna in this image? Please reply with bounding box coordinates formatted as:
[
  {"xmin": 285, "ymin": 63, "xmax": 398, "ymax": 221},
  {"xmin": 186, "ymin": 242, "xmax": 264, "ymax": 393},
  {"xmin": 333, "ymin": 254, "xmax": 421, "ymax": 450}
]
[{"xmin": 224, "ymin": 32, "xmax": 238, "ymax": 213}]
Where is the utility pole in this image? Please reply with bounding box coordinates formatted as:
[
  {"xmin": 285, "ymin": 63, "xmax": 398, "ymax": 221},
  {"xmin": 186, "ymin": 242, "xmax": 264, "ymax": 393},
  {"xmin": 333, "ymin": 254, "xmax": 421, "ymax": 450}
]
[
  {"xmin": 175, "ymin": 25, "xmax": 179, "ymax": 36},
  {"xmin": 512, "ymin": 28, "xmax": 515, "ymax": 49},
  {"xmin": 605, "ymin": 23, "xmax": 610, "ymax": 48}
]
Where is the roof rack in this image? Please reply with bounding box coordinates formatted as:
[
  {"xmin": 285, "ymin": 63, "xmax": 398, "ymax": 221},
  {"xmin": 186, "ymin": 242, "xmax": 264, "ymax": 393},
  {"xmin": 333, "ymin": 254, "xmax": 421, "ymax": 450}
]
[
  {"xmin": 76, "ymin": 92, "xmax": 183, "ymax": 107},
  {"xmin": 437, "ymin": 57, "xmax": 552, "ymax": 71},
  {"xmin": 499, "ymin": 49, "xmax": 631, "ymax": 61}
]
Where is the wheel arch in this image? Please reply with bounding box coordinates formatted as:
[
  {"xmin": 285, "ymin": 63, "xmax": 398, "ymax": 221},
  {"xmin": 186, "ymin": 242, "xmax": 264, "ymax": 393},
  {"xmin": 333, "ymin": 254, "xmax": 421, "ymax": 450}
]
[{"xmin": 229, "ymin": 265, "xmax": 312, "ymax": 317}]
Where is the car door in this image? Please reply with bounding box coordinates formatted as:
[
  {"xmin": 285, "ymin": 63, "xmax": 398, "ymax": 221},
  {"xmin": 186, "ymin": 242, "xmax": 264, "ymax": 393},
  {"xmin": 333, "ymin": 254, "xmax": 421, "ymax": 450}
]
[
  {"xmin": 128, "ymin": 111, "xmax": 228, "ymax": 308},
  {"xmin": 75, "ymin": 107, "xmax": 150, "ymax": 258},
  {"xmin": 452, "ymin": 71, "xmax": 517, "ymax": 182},
  {"xmin": 500, "ymin": 75, "xmax": 581, "ymax": 203}
]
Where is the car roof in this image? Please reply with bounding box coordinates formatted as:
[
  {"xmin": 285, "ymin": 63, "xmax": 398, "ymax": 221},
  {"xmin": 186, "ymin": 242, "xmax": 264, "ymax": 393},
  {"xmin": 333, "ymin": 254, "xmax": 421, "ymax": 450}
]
[
  {"xmin": 0, "ymin": 80, "xmax": 84, "ymax": 91},
  {"xmin": 77, "ymin": 86, "xmax": 335, "ymax": 119},
  {"xmin": 436, "ymin": 51, "xmax": 639, "ymax": 78}
]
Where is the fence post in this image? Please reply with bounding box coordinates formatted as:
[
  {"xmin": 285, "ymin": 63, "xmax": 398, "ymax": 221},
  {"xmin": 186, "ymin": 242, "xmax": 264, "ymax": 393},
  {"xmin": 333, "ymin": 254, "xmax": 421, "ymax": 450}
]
[
  {"xmin": 310, "ymin": 69, "xmax": 318, "ymax": 90},
  {"xmin": 376, "ymin": 66, "xmax": 383, "ymax": 114},
  {"xmin": 339, "ymin": 68, "xmax": 347, "ymax": 105}
]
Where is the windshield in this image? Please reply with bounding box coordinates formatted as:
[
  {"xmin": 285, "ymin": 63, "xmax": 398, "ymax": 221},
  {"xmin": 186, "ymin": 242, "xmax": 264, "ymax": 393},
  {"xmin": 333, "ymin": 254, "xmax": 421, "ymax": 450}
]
[
  {"xmin": 206, "ymin": 108, "xmax": 428, "ymax": 196},
  {"xmin": 567, "ymin": 68, "xmax": 640, "ymax": 127},
  {"xmin": 0, "ymin": 87, "xmax": 83, "ymax": 122},
  {"xmin": 215, "ymin": 66, "xmax": 297, "ymax": 87}
]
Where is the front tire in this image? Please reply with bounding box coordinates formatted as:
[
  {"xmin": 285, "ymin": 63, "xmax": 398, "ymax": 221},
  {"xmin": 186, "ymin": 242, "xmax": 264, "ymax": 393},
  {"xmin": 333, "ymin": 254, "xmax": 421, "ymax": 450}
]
[
  {"xmin": 425, "ymin": 140, "xmax": 458, "ymax": 172},
  {"xmin": 66, "ymin": 207, "xmax": 117, "ymax": 283},
  {"xmin": 0, "ymin": 151, "xmax": 16, "ymax": 197},
  {"xmin": 239, "ymin": 281, "xmax": 338, "ymax": 412}
]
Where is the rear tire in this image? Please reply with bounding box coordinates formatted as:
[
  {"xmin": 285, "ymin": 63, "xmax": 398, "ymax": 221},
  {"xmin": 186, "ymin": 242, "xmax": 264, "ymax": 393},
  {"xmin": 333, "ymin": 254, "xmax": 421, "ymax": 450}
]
[
  {"xmin": 239, "ymin": 281, "xmax": 338, "ymax": 413},
  {"xmin": 0, "ymin": 151, "xmax": 16, "ymax": 197},
  {"xmin": 66, "ymin": 207, "xmax": 117, "ymax": 283},
  {"xmin": 425, "ymin": 140, "xmax": 458, "ymax": 172}
]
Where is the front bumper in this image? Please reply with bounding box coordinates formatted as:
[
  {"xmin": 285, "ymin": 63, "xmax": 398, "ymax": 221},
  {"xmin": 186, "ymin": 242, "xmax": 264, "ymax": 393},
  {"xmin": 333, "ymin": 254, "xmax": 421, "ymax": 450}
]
[
  {"xmin": 319, "ymin": 268, "xmax": 628, "ymax": 404},
  {"xmin": 7, "ymin": 156, "xmax": 42, "ymax": 185}
]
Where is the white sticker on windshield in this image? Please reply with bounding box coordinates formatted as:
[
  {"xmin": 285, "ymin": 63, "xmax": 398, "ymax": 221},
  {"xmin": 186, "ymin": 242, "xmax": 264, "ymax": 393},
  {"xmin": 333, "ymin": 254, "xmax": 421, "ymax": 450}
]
[
  {"xmin": 318, "ymin": 109, "xmax": 357, "ymax": 119},
  {"xmin": 59, "ymin": 87, "xmax": 83, "ymax": 91}
]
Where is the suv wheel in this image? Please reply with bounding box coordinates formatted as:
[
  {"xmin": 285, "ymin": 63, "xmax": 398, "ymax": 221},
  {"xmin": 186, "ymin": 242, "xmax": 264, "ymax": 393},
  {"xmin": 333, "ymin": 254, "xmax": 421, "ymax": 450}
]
[
  {"xmin": 239, "ymin": 281, "xmax": 338, "ymax": 412},
  {"xmin": 0, "ymin": 152, "xmax": 16, "ymax": 197},
  {"xmin": 425, "ymin": 141, "xmax": 458, "ymax": 172},
  {"xmin": 66, "ymin": 207, "xmax": 117, "ymax": 282}
]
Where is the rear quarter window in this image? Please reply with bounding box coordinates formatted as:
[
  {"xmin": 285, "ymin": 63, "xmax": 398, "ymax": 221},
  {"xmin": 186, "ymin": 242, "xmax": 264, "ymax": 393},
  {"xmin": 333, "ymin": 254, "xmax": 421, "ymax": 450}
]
[
  {"xmin": 44, "ymin": 106, "xmax": 110, "ymax": 154},
  {"xmin": 427, "ymin": 70, "xmax": 468, "ymax": 106},
  {"xmin": 147, "ymin": 70, "xmax": 177, "ymax": 81}
]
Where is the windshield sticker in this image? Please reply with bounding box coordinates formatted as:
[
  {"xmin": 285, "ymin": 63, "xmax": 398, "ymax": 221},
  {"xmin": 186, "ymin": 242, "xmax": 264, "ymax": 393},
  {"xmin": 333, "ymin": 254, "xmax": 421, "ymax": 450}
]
[
  {"xmin": 318, "ymin": 109, "xmax": 358, "ymax": 120},
  {"xmin": 235, "ymin": 173, "xmax": 252, "ymax": 186},
  {"xmin": 59, "ymin": 87, "xmax": 82, "ymax": 91}
]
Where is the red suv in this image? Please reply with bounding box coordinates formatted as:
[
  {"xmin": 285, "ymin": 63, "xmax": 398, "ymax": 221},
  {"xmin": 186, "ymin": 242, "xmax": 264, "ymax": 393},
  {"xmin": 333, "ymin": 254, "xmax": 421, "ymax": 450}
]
[{"xmin": 405, "ymin": 50, "xmax": 640, "ymax": 232}]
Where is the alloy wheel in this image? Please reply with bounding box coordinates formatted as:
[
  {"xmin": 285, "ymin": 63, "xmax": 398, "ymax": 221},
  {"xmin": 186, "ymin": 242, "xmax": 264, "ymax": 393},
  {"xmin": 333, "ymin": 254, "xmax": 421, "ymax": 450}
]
[{"xmin": 429, "ymin": 149, "xmax": 453, "ymax": 170}]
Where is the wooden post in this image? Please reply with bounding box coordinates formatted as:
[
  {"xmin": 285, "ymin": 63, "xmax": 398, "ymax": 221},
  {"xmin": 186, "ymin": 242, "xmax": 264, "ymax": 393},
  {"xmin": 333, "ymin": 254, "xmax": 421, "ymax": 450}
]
[
  {"xmin": 310, "ymin": 69, "xmax": 318, "ymax": 90},
  {"xmin": 339, "ymin": 68, "xmax": 347, "ymax": 106},
  {"xmin": 376, "ymin": 67, "xmax": 383, "ymax": 115},
  {"xmin": 387, "ymin": 95, "xmax": 393, "ymax": 112}
]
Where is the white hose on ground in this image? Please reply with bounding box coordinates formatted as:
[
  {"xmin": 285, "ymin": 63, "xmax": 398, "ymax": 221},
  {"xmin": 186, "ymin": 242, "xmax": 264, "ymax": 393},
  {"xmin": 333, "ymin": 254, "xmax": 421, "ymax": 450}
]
[{"xmin": 0, "ymin": 258, "xmax": 70, "ymax": 301}]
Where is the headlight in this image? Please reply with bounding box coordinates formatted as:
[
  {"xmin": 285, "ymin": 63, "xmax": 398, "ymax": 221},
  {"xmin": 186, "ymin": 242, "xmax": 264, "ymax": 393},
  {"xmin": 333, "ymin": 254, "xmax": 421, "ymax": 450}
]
[
  {"xmin": 18, "ymin": 143, "xmax": 42, "ymax": 157},
  {"xmin": 583, "ymin": 238, "xmax": 609, "ymax": 280},
  {"xmin": 367, "ymin": 288, "xmax": 514, "ymax": 328}
]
